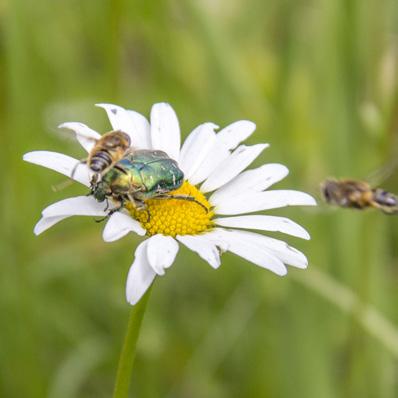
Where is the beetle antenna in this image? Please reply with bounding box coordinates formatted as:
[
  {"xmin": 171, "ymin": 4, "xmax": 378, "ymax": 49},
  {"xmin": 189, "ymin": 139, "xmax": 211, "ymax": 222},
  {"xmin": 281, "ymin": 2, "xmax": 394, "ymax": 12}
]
[{"xmin": 156, "ymin": 194, "xmax": 209, "ymax": 213}]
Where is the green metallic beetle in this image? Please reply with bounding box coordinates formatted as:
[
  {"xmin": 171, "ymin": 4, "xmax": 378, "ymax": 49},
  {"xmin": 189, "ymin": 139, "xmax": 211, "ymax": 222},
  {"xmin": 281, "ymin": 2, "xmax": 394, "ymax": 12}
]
[{"xmin": 91, "ymin": 149, "xmax": 207, "ymax": 216}]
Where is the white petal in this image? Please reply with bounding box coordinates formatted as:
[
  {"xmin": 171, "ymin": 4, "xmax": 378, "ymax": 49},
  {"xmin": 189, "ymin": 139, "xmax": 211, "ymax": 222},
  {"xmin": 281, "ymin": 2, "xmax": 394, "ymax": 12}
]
[
  {"xmin": 187, "ymin": 145, "xmax": 230, "ymax": 186},
  {"xmin": 207, "ymin": 228, "xmax": 287, "ymax": 275},
  {"xmin": 214, "ymin": 215, "xmax": 310, "ymax": 240},
  {"xmin": 102, "ymin": 212, "xmax": 145, "ymax": 242},
  {"xmin": 146, "ymin": 235, "xmax": 179, "ymax": 275},
  {"xmin": 216, "ymin": 120, "xmax": 256, "ymax": 150},
  {"xmin": 179, "ymin": 123, "xmax": 218, "ymax": 179},
  {"xmin": 41, "ymin": 196, "xmax": 108, "ymax": 217},
  {"xmin": 34, "ymin": 196, "xmax": 109, "ymax": 234},
  {"xmin": 201, "ymin": 144, "xmax": 269, "ymax": 193},
  {"xmin": 214, "ymin": 190, "xmax": 317, "ymax": 215},
  {"xmin": 34, "ymin": 215, "xmax": 70, "ymax": 235},
  {"xmin": 23, "ymin": 151, "xmax": 92, "ymax": 187},
  {"xmin": 58, "ymin": 122, "xmax": 101, "ymax": 153},
  {"xmin": 177, "ymin": 234, "xmax": 222, "ymax": 269},
  {"xmin": 126, "ymin": 240, "xmax": 157, "ymax": 305},
  {"xmin": 126, "ymin": 110, "xmax": 151, "ymax": 149},
  {"xmin": 209, "ymin": 164, "xmax": 289, "ymax": 206},
  {"xmin": 96, "ymin": 103, "xmax": 151, "ymax": 150},
  {"xmin": 229, "ymin": 230, "xmax": 308, "ymax": 269},
  {"xmin": 187, "ymin": 121, "xmax": 255, "ymax": 186},
  {"xmin": 150, "ymin": 103, "xmax": 180, "ymax": 160}
]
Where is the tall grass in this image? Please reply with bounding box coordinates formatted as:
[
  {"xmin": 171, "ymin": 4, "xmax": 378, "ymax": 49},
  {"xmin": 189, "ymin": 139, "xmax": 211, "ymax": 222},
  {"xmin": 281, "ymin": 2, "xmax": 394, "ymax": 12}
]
[{"xmin": 2, "ymin": 0, "xmax": 398, "ymax": 397}]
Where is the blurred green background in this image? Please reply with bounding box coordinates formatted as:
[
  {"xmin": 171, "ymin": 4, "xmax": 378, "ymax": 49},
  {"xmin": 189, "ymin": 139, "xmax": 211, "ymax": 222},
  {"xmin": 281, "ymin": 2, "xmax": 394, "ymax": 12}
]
[{"xmin": 2, "ymin": 0, "xmax": 398, "ymax": 397}]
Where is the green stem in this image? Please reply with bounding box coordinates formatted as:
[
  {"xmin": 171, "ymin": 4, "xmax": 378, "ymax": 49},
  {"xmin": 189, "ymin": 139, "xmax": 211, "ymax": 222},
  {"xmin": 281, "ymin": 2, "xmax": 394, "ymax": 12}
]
[{"xmin": 112, "ymin": 287, "xmax": 152, "ymax": 398}]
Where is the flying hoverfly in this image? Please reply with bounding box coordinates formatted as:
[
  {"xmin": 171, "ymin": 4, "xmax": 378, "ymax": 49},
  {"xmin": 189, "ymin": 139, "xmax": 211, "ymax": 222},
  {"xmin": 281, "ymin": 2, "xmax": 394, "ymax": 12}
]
[
  {"xmin": 321, "ymin": 179, "xmax": 398, "ymax": 215},
  {"xmin": 91, "ymin": 149, "xmax": 208, "ymax": 219}
]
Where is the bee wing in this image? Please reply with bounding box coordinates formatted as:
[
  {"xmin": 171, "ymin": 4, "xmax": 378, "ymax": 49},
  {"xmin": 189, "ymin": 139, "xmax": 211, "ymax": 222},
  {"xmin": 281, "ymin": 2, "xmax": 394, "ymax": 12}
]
[
  {"xmin": 366, "ymin": 156, "xmax": 398, "ymax": 186},
  {"xmin": 59, "ymin": 122, "xmax": 101, "ymax": 152}
]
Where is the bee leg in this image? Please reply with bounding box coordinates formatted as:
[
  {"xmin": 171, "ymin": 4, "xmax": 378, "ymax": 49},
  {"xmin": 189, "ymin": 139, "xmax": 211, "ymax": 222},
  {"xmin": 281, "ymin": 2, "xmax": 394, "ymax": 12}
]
[
  {"xmin": 114, "ymin": 164, "xmax": 129, "ymax": 175},
  {"xmin": 380, "ymin": 206, "xmax": 398, "ymax": 215},
  {"xmin": 71, "ymin": 158, "xmax": 87, "ymax": 179},
  {"xmin": 88, "ymin": 175, "xmax": 103, "ymax": 198},
  {"xmin": 90, "ymin": 173, "xmax": 100, "ymax": 186},
  {"xmin": 156, "ymin": 194, "xmax": 209, "ymax": 213}
]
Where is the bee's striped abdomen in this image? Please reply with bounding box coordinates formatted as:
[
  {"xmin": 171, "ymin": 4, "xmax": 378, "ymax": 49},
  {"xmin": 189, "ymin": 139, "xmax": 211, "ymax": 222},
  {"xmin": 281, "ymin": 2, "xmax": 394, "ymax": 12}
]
[
  {"xmin": 373, "ymin": 189, "xmax": 398, "ymax": 210},
  {"xmin": 89, "ymin": 151, "xmax": 113, "ymax": 173}
]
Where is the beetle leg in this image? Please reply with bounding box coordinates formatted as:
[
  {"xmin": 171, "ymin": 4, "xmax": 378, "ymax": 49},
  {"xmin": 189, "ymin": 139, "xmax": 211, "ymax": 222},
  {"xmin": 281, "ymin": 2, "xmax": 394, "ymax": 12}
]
[
  {"xmin": 95, "ymin": 197, "xmax": 125, "ymax": 223},
  {"xmin": 107, "ymin": 197, "xmax": 125, "ymax": 216},
  {"xmin": 137, "ymin": 170, "xmax": 150, "ymax": 192},
  {"xmin": 95, "ymin": 215, "xmax": 108, "ymax": 223},
  {"xmin": 156, "ymin": 194, "xmax": 209, "ymax": 213},
  {"xmin": 127, "ymin": 193, "xmax": 151, "ymax": 222},
  {"xmin": 104, "ymin": 197, "xmax": 110, "ymax": 211},
  {"xmin": 142, "ymin": 208, "xmax": 151, "ymax": 223},
  {"xmin": 126, "ymin": 193, "xmax": 137, "ymax": 207},
  {"xmin": 126, "ymin": 194, "xmax": 151, "ymax": 223}
]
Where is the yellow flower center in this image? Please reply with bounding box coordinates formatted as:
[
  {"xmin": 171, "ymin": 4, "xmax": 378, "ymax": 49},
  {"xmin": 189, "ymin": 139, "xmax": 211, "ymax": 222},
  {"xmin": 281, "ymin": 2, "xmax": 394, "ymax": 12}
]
[{"xmin": 125, "ymin": 181, "xmax": 214, "ymax": 237}]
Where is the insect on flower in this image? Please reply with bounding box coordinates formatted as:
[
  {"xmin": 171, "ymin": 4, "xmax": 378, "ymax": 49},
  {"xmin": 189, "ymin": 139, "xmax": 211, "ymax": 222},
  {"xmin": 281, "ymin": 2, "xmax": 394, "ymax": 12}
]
[
  {"xmin": 61, "ymin": 124, "xmax": 206, "ymax": 217},
  {"xmin": 24, "ymin": 102, "xmax": 316, "ymax": 305},
  {"xmin": 67, "ymin": 129, "xmax": 132, "ymax": 182},
  {"xmin": 91, "ymin": 149, "xmax": 209, "ymax": 218}
]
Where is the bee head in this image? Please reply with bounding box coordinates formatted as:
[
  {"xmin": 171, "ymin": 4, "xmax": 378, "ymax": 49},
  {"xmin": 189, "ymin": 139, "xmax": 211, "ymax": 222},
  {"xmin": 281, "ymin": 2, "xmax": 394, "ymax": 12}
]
[{"xmin": 321, "ymin": 179, "xmax": 336, "ymax": 203}]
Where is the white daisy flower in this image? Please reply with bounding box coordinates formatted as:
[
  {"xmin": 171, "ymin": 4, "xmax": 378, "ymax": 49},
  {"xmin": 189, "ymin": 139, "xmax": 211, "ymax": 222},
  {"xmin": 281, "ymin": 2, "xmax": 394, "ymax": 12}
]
[{"xmin": 24, "ymin": 103, "xmax": 316, "ymax": 305}]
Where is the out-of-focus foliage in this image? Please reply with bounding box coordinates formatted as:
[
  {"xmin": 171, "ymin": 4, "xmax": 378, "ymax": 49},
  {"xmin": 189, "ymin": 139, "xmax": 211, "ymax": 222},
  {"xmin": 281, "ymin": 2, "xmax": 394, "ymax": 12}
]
[{"xmin": 2, "ymin": 0, "xmax": 398, "ymax": 397}]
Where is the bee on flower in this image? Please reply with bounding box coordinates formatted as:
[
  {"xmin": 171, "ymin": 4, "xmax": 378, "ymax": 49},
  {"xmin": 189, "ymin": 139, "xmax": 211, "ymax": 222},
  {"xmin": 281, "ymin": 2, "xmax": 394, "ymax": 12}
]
[{"xmin": 24, "ymin": 103, "xmax": 316, "ymax": 305}]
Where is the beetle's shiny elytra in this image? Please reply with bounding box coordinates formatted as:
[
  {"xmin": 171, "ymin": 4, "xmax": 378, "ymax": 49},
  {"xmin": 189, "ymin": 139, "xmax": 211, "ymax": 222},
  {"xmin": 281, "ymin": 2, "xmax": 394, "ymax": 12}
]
[{"xmin": 92, "ymin": 149, "xmax": 206, "ymax": 216}]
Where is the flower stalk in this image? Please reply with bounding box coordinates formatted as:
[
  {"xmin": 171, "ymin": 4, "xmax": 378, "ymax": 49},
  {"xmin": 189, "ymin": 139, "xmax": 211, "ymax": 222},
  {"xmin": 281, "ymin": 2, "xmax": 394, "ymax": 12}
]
[{"xmin": 112, "ymin": 286, "xmax": 152, "ymax": 398}]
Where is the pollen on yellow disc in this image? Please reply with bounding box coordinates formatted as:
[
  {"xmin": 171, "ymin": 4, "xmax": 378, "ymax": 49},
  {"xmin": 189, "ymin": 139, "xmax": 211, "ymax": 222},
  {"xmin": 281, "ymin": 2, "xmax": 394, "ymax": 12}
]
[{"xmin": 125, "ymin": 181, "xmax": 214, "ymax": 237}]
